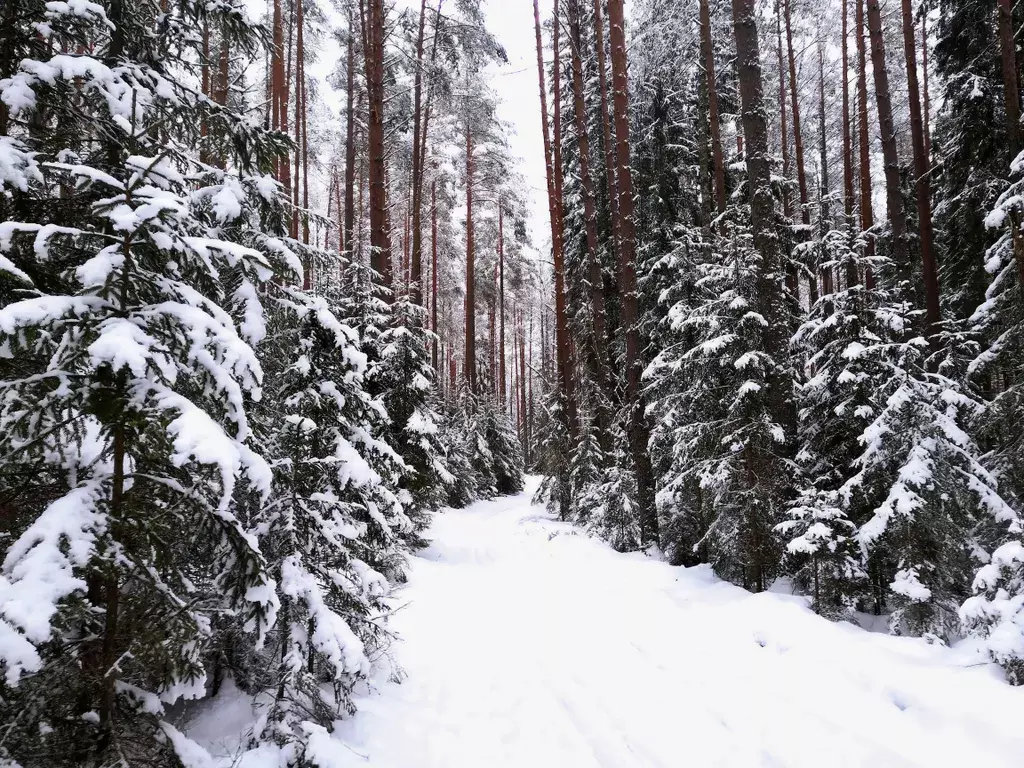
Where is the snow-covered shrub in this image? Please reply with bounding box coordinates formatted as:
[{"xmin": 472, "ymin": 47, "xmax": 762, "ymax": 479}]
[{"xmin": 961, "ymin": 540, "xmax": 1024, "ymax": 684}]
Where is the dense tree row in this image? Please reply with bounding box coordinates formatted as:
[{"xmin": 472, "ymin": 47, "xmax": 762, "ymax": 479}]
[
  {"xmin": 0, "ymin": 0, "xmax": 526, "ymax": 765},
  {"xmin": 530, "ymin": 0, "xmax": 1024, "ymax": 682}
]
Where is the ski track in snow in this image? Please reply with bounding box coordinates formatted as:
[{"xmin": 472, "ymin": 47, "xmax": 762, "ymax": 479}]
[{"xmin": 194, "ymin": 476, "xmax": 1024, "ymax": 767}]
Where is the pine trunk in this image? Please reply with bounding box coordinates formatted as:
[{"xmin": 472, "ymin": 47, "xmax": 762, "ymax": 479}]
[
  {"xmin": 499, "ymin": 207, "xmax": 507, "ymax": 408},
  {"xmin": 344, "ymin": 4, "xmax": 357, "ymax": 257},
  {"xmin": 363, "ymin": 0, "xmax": 392, "ymax": 289},
  {"xmin": 533, "ymin": 0, "xmax": 577, "ymax": 437},
  {"xmin": 593, "ymin": 0, "xmax": 623, "ymax": 294},
  {"xmin": 785, "ymin": 0, "xmax": 810, "ymax": 227},
  {"xmin": 776, "ymin": 0, "xmax": 791, "ymax": 220},
  {"xmin": 569, "ymin": 0, "xmax": 612, "ymax": 451},
  {"xmin": 432, "ymin": 181, "xmax": 439, "ymax": 371},
  {"xmin": 841, "ymin": 0, "xmax": 854, "ymax": 222},
  {"xmin": 520, "ymin": 312, "xmax": 528, "ymax": 452},
  {"xmin": 731, "ymin": 0, "xmax": 791, "ymax": 592},
  {"xmin": 819, "ymin": 47, "xmax": 834, "ymax": 295},
  {"xmin": 865, "ymin": 0, "xmax": 910, "ymax": 278},
  {"xmin": 899, "ymin": 0, "xmax": 941, "ymax": 341},
  {"xmin": 998, "ymin": 0, "xmax": 1022, "ymax": 159},
  {"xmin": 856, "ymin": 0, "xmax": 873, "ymax": 288},
  {"xmin": 409, "ymin": 0, "xmax": 429, "ymax": 307},
  {"xmin": 607, "ymin": 0, "xmax": 656, "ymax": 542},
  {"xmin": 465, "ymin": 112, "xmax": 476, "ymax": 393},
  {"xmin": 700, "ymin": 0, "xmax": 728, "ymax": 214},
  {"xmin": 921, "ymin": 13, "xmax": 931, "ymax": 163}
]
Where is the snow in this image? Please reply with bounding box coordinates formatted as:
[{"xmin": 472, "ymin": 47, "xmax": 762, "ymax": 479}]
[
  {"xmin": 188, "ymin": 478, "xmax": 1024, "ymax": 767},
  {"xmin": 0, "ymin": 480, "xmax": 106, "ymax": 685}
]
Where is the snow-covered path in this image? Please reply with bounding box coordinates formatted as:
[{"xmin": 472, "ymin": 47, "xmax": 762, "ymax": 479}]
[
  {"xmin": 189, "ymin": 477, "xmax": 1022, "ymax": 767},
  {"xmin": 323, "ymin": 477, "xmax": 1023, "ymax": 767}
]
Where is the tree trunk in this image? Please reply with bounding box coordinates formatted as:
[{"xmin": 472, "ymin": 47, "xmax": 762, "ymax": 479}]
[
  {"xmin": 921, "ymin": 11, "xmax": 931, "ymax": 163},
  {"xmin": 700, "ymin": 0, "xmax": 728, "ymax": 214},
  {"xmin": 520, "ymin": 312, "xmax": 528, "ymax": 451},
  {"xmin": 272, "ymin": 0, "xmax": 285, "ymax": 177},
  {"xmin": 593, "ymin": 0, "xmax": 622, "ymax": 294},
  {"xmin": 856, "ymin": 0, "xmax": 874, "ymax": 288},
  {"xmin": 775, "ymin": 0, "xmax": 791, "ymax": 220},
  {"xmin": 489, "ymin": 262, "xmax": 496, "ymax": 398},
  {"xmin": 410, "ymin": 0, "xmax": 429, "ymax": 307},
  {"xmin": 363, "ymin": 0, "xmax": 392, "ymax": 289},
  {"xmin": 731, "ymin": 0, "xmax": 792, "ymax": 591},
  {"xmin": 529, "ymin": 311, "xmax": 535, "ymax": 464},
  {"xmin": 607, "ymin": 0, "xmax": 656, "ymax": 542},
  {"xmin": 533, "ymin": 0, "xmax": 577, "ymax": 437},
  {"xmin": 899, "ymin": 0, "xmax": 941, "ymax": 342},
  {"xmin": 841, "ymin": 0, "xmax": 854, "ymax": 223},
  {"xmin": 432, "ymin": 181, "xmax": 439, "ymax": 371},
  {"xmin": 465, "ymin": 110, "xmax": 476, "ymax": 393},
  {"xmin": 569, "ymin": 0, "xmax": 612, "ymax": 451},
  {"xmin": 866, "ymin": 0, "xmax": 910, "ymax": 279},
  {"xmin": 499, "ymin": 207, "xmax": 507, "ymax": 408},
  {"xmin": 410, "ymin": 1, "xmax": 444, "ymax": 310},
  {"xmin": 296, "ymin": 0, "xmax": 310, "ymax": 263},
  {"xmin": 201, "ymin": 21, "xmax": 211, "ymax": 164},
  {"xmin": 552, "ymin": 0, "xmax": 566, "ymax": 228},
  {"xmin": 785, "ymin": 0, "xmax": 810, "ymax": 228},
  {"xmin": 998, "ymin": 0, "xmax": 1022, "ymax": 159},
  {"xmin": 281, "ymin": 0, "xmax": 293, "ymax": 212},
  {"xmin": 344, "ymin": 4, "xmax": 357, "ymax": 259},
  {"xmin": 819, "ymin": 46, "xmax": 834, "ymax": 295}
]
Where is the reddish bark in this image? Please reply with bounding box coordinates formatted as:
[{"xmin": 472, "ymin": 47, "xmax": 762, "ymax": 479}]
[
  {"xmin": 201, "ymin": 21, "xmax": 210, "ymax": 164},
  {"xmin": 819, "ymin": 46, "xmax": 834, "ymax": 296},
  {"xmin": 489, "ymin": 262, "xmax": 496, "ymax": 398},
  {"xmin": 784, "ymin": 0, "xmax": 810, "ymax": 227},
  {"xmin": 865, "ymin": 0, "xmax": 910, "ymax": 278},
  {"xmin": 592, "ymin": 0, "xmax": 622, "ymax": 278},
  {"xmin": 731, "ymin": 0, "xmax": 790, "ymax": 594},
  {"xmin": 700, "ymin": 0, "xmax": 728, "ymax": 214},
  {"xmin": 432, "ymin": 181, "xmax": 439, "ymax": 371},
  {"xmin": 499, "ymin": 207, "xmax": 507, "ymax": 408},
  {"xmin": 855, "ymin": 0, "xmax": 873, "ymax": 288},
  {"xmin": 841, "ymin": 0, "xmax": 854, "ymax": 222},
  {"xmin": 465, "ymin": 110, "xmax": 476, "ymax": 393},
  {"xmin": 519, "ymin": 311, "xmax": 528, "ymax": 449},
  {"xmin": 899, "ymin": 0, "xmax": 941, "ymax": 341},
  {"xmin": 569, "ymin": 0, "xmax": 612, "ymax": 448},
  {"xmin": 998, "ymin": 0, "xmax": 1021, "ymax": 158},
  {"xmin": 921, "ymin": 12, "xmax": 931, "ymax": 163},
  {"xmin": 362, "ymin": 0, "xmax": 392, "ymax": 289},
  {"xmin": 608, "ymin": 0, "xmax": 656, "ymax": 540},
  {"xmin": 410, "ymin": 1, "xmax": 444, "ymax": 310},
  {"xmin": 775, "ymin": 0, "xmax": 791, "ymax": 219},
  {"xmin": 533, "ymin": 0, "xmax": 577, "ymax": 434},
  {"xmin": 410, "ymin": 0, "xmax": 430, "ymax": 306},
  {"xmin": 344, "ymin": 3, "xmax": 357, "ymax": 257},
  {"xmin": 552, "ymin": 1, "xmax": 566, "ymax": 224}
]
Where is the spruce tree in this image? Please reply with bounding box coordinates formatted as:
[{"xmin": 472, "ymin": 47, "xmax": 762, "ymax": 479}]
[
  {"xmin": 251, "ymin": 284, "xmax": 404, "ymax": 762},
  {"xmin": 0, "ymin": 1, "xmax": 286, "ymax": 762}
]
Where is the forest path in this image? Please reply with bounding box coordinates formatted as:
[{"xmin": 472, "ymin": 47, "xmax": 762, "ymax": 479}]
[{"xmin": 329, "ymin": 476, "xmax": 1022, "ymax": 767}]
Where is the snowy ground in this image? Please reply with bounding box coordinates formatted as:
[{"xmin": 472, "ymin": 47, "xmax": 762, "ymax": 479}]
[{"xmin": 189, "ymin": 476, "xmax": 1024, "ymax": 767}]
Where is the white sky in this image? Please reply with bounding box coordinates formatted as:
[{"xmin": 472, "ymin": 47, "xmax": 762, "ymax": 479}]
[{"xmin": 483, "ymin": 1, "xmax": 550, "ymax": 250}]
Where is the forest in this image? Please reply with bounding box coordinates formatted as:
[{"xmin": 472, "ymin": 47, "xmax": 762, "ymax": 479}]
[{"xmin": 0, "ymin": 0, "xmax": 1023, "ymax": 765}]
